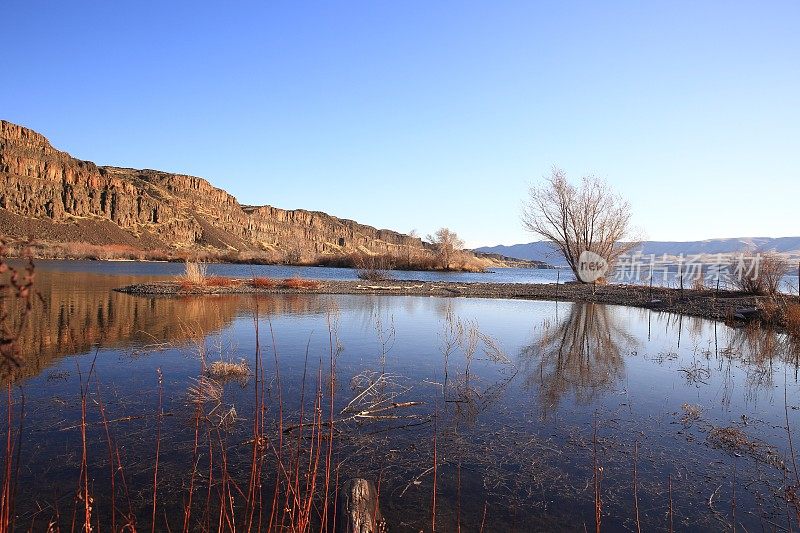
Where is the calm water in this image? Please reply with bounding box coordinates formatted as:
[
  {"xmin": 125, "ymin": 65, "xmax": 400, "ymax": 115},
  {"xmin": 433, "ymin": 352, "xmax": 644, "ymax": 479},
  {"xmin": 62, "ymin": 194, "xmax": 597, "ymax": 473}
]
[
  {"xmin": 4, "ymin": 261, "xmax": 800, "ymax": 531},
  {"xmin": 29, "ymin": 258, "xmax": 799, "ymax": 292}
]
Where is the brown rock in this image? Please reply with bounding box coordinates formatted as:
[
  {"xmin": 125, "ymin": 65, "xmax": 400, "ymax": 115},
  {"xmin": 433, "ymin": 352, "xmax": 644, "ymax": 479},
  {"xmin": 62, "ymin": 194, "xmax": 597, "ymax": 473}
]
[{"xmin": 0, "ymin": 120, "xmax": 429, "ymax": 261}]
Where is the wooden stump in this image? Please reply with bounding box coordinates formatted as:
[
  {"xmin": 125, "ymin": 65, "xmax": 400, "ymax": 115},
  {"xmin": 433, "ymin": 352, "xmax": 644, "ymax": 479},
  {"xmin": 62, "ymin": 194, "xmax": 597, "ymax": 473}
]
[{"xmin": 336, "ymin": 478, "xmax": 386, "ymax": 533}]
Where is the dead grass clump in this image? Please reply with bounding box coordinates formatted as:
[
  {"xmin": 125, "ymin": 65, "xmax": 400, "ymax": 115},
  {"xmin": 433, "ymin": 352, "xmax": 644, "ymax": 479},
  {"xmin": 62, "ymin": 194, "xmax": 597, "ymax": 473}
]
[
  {"xmin": 691, "ymin": 274, "xmax": 706, "ymax": 291},
  {"xmin": 786, "ymin": 303, "xmax": 800, "ymax": 335},
  {"xmin": 251, "ymin": 277, "xmax": 279, "ymax": 289},
  {"xmin": 180, "ymin": 260, "xmax": 207, "ymax": 285},
  {"xmin": 206, "ymin": 360, "xmax": 251, "ymax": 382},
  {"xmin": 680, "ymin": 403, "xmax": 702, "ymax": 425},
  {"xmin": 282, "ymin": 278, "xmax": 322, "ymax": 290},
  {"xmin": 204, "ymin": 276, "xmax": 238, "ymax": 287},
  {"xmin": 178, "ymin": 279, "xmax": 198, "ymax": 291},
  {"xmin": 357, "ymin": 268, "xmax": 392, "ymax": 282},
  {"xmin": 187, "ymin": 375, "xmax": 223, "ymax": 406},
  {"xmin": 708, "ymin": 426, "xmax": 757, "ymax": 453}
]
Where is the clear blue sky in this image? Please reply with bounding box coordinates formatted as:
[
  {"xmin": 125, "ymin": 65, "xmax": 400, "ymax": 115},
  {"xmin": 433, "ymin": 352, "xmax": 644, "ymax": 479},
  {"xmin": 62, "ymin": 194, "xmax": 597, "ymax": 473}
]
[{"xmin": 2, "ymin": 1, "xmax": 798, "ymax": 247}]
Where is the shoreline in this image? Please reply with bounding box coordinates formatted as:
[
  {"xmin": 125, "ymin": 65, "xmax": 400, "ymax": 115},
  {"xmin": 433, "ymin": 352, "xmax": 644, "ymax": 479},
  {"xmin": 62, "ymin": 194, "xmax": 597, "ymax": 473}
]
[{"xmin": 116, "ymin": 279, "xmax": 798, "ymax": 331}]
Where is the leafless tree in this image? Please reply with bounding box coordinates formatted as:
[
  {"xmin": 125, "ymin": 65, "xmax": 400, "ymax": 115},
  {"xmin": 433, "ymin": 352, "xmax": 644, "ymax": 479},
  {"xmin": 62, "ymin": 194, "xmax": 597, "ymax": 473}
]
[
  {"xmin": 522, "ymin": 167, "xmax": 639, "ymax": 282},
  {"xmin": 426, "ymin": 228, "xmax": 465, "ymax": 270}
]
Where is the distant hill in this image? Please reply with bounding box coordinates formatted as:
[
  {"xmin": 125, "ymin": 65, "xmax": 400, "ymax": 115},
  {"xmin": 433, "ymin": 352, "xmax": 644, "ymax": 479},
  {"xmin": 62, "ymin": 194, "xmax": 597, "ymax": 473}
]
[{"xmin": 476, "ymin": 238, "xmax": 800, "ymax": 265}]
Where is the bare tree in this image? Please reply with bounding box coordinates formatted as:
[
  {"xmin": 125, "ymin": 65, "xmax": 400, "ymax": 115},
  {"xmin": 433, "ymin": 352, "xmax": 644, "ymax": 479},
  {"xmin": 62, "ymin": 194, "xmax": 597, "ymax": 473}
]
[
  {"xmin": 522, "ymin": 167, "xmax": 638, "ymax": 282},
  {"xmin": 426, "ymin": 228, "xmax": 465, "ymax": 270}
]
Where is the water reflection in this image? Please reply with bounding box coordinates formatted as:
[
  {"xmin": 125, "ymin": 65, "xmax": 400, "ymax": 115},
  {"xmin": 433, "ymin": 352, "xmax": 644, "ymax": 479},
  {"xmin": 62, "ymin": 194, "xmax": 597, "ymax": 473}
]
[
  {"xmin": 5, "ymin": 270, "xmax": 336, "ymax": 383},
  {"xmin": 520, "ymin": 302, "xmax": 637, "ymax": 413}
]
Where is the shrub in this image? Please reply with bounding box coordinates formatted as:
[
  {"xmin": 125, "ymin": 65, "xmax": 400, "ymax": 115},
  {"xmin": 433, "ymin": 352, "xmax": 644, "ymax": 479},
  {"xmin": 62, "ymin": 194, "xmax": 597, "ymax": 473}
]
[
  {"xmin": 282, "ymin": 278, "xmax": 321, "ymax": 290},
  {"xmin": 180, "ymin": 260, "xmax": 207, "ymax": 285},
  {"xmin": 728, "ymin": 252, "xmax": 789, "ymax": 295},
  {"xmin": 787, "ymin": 303, "xmax": 800, "ymax": 335},
  {"xmin": 352, "ymin": 252, "xmax": 393, "ymax": 281},
  {"xmin": 251, "ymin": 277, "xmax": 279, "ymax": 288},
  {"xmin": 204, "ymin": 276, "xmax": 238, "ymax": 287}
]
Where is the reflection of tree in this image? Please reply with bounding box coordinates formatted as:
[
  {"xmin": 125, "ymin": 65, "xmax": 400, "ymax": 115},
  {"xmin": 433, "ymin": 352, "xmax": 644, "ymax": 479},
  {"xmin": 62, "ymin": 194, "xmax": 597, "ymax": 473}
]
[
  {"xmin": 519, "ymin": 302, "xmax": 637, "ymax": 413},
  {"xmin": 721, "ymin": 325, "xmax": 800, "ymax": 399}
]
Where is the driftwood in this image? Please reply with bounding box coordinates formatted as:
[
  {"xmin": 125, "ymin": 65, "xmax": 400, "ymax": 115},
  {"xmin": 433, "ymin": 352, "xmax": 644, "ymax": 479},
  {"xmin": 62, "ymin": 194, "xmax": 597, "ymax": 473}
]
[{"xmin": 336, "ymin": 478, "xmax": 386, "ymax": 533}]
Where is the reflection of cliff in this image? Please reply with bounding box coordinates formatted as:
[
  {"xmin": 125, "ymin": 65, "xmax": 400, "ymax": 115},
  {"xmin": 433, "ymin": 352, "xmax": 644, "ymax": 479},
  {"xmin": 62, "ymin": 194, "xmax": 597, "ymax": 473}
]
[
  {"xmin": 520, "ymin": 303, "xmax": 637, "ymax": 412},
  {"xmin": 3, "ymin": 270, "xmax": 332, "ymax": 383}
]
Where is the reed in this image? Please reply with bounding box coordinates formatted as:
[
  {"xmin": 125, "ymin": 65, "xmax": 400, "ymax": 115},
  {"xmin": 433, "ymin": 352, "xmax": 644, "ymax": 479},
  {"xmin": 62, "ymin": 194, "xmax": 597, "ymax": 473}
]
[
  {"xmin": 181, "ymin": 260, "xmax": 208, "ymax": 285},
  {"xmin": 151, "ymin": 368, "xmax": 163, "ymax": 533}
]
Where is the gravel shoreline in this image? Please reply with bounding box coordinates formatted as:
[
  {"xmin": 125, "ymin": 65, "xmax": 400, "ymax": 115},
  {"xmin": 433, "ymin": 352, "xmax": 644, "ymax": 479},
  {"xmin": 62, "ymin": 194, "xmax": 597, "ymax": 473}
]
[{"xmin": 115, "ymin": 279, "xmax": 790, "ymax": 327}]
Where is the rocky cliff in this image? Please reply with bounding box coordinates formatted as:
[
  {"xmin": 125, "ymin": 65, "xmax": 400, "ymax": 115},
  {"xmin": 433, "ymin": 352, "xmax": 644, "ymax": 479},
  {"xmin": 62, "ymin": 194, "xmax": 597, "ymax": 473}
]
[{"xmin": 0, "ymin": 120, "xmax": 428, "ymax": 261}]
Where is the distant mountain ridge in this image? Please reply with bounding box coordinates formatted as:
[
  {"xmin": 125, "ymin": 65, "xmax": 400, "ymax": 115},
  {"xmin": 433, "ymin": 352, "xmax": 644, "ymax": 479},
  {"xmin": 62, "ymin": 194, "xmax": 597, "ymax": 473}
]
[{"xmin": 476, "ymin": 237, "xmax": 800, "ymax": 265}]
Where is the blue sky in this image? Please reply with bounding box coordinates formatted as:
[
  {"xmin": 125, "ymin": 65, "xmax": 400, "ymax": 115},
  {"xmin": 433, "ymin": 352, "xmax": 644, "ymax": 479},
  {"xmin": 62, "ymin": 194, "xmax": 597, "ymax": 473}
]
[{"xmin": 2, "ymin": 1, "xmax": 798, "ymax": 247}]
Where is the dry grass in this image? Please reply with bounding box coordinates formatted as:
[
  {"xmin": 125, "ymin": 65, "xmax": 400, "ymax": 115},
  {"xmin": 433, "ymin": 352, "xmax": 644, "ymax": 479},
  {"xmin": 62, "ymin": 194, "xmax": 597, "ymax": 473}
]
[
  {"xmin": 204, "ymin": 276, "xmax": 238, "ymax": 287},
  {"xmin": 680, "ymin": 403, "xmax": 702, "ymax": 425},
  {"xmin": 787, "ymin": 303, "xmax": 800, "ymax": 335},
  {"xmin": 180, "ymin": 260, "xmax": 207, "ymax": 285},
  {"xmin": 316, "ymin": 249, "xmax": 487, "ymax": 273},
  {"xmin": 251, "ymin": 276, "xmax": 279, "ymax": 288},
  {"xmin": 729, "ymin": 252, "xmax": 790, "ymax": 296},
  {"xmin": 282, "ymin": 278, "xmax": 322, "ymax": 290},
  {"xmin": 206, "ymin": 359, "xmax": 251, "ymax": 381}
]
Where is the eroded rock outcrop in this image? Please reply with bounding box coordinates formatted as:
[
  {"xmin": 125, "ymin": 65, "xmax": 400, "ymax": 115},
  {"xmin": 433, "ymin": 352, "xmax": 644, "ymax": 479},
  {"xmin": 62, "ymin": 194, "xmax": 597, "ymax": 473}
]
[{"xmin": 0, "ymin": 120, "xmax": 428, "ymax": 260}]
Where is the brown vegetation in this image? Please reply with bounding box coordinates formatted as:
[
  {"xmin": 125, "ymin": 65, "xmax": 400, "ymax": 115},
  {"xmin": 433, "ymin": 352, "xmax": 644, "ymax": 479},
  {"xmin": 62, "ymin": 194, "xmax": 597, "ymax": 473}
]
[
  {"xmin": 251, "ymin": 277, "xmax": 279, "ymax": 289},
  {"xmin": 316, "ymin": 249, "xmax": 486, "ymax": 273},
  {"xmin": 206, "ymin": 359, "xmax": 251, "ymax": 382},
  {"xmin": 204, "ymin": 276, "xmax": 239, "ymax": 287},
  {"xmin": 786, "ymin": 303, "xmax": 800, "ymax": 335},
  {"xmin": 728, "ymin": 252, "xmax": 790, "ymax": 296},
  {"xmin": 282, "ymin": 278, "xmax": 322, "ymax": 290},
  {"xmin": 426, "ymin": 228, "xmax": 465, "ymax": 270}
]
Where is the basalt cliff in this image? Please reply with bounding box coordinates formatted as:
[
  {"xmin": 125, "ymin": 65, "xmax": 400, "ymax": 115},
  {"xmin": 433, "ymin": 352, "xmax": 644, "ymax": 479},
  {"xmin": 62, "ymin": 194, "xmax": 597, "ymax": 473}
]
[{"xmin": 0, "ymin": 120, "xmax": 431, "ymax": 262}]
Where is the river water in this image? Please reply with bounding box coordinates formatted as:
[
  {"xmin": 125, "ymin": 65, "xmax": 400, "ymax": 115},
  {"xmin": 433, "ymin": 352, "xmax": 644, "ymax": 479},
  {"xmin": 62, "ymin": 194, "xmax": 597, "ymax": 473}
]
[{"xmin": 3, "ymin": 260, "xmax": 800, "ymax": 531}]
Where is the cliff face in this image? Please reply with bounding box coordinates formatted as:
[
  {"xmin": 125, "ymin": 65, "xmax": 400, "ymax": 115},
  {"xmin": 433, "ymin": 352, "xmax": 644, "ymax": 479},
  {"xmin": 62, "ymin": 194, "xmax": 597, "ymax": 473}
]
[{"xmin": 0, "ymin": 120, "xmax": 426, "ymax": 260}]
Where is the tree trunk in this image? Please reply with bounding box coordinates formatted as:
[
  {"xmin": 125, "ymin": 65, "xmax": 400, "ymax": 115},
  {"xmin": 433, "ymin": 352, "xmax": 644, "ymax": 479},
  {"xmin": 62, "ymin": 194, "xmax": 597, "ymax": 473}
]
[{"xmin": 335, "ymin": 478, "xmax": 385, "ymax": 533}]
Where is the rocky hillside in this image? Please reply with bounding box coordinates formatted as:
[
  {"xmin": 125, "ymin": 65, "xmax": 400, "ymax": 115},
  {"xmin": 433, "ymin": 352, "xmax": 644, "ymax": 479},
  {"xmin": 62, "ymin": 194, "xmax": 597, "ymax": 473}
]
[{"xmin": 0, "ymin": 120, "xmax": 429, "ymax": 262}]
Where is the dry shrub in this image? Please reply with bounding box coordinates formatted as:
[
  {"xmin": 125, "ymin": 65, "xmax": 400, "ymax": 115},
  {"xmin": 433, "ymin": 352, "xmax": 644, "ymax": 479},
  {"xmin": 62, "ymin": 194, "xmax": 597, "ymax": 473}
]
[
  {"xmin": 316, "ymin": 248, "xmax": 485, "ymax": 273},
  {"xmin": 787, "ymin": 303, "xmax": 800, "ymax": 335},
  {"xmin": 180, "ymin": 260, "xmax": 207, "ymax": 285},
  {"xmin": 758, "ymin": 298, "xmax": 781, "ymax": 323},
  {"xmin": 178, "ymin": 279, "xmax": 197, "ymax": 291},
  {"xmin": 282, "ymin": 278, "xmax": 321, "ymax": 290},
  {"xmin": 187, "ymin": 375, "xmax": 223, "ymax": 406},
  {"xmin": 729, "ymin": 252, "xmax": 789, "ymax": 295},
  {"xmin": 351, "ymin": 252, "xmax": 393, "ymax": 281},
  {"xmin": 251, "ymin": 277, "xmax": 279, "ymax": 288},
  {"xmin": 204, "ymin": 276, "xmax": 237, "ymax": 287},
  {"xmin": 448, "ymin": 251, "xmax": 489, "ymax": 273}
]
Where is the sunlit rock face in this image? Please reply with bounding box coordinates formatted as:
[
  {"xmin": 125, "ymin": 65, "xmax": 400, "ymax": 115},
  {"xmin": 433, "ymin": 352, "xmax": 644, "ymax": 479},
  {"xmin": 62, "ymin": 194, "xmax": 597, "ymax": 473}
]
[{"xmin": 0, "ymin": 120, "xmax": 427, "ymax": 260}]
